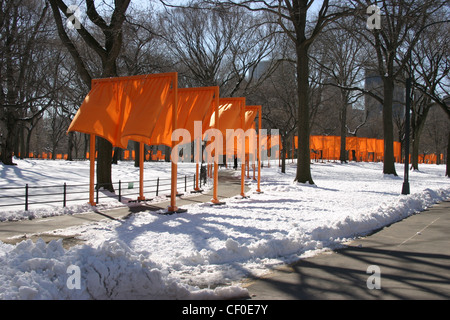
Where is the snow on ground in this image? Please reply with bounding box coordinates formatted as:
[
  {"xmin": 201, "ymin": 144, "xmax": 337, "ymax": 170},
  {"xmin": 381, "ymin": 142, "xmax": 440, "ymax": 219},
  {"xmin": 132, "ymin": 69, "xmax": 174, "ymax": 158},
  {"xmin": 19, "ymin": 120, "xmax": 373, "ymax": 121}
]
[
  {"xmin": 0, "ymin": 158, "xmax": 206, "ymax": 221},
  {"xmin": 0, "ymin": 159, "xmax": 449, "ymax": 299}
]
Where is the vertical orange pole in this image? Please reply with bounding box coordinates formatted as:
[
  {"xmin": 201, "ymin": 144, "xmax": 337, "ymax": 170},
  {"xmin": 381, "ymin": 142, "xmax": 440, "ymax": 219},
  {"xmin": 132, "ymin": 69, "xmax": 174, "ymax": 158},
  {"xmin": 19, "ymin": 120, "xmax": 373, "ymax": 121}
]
[
  {"xmin": 169, "ymin": 74, "xmax": 179, "ymax": 213},
  {"xmin": 211, "ymin": 90, "xmax": 220, "ymax": 204},
  {"xmin": 194, "ymin": 127, "xmax": 201, "ymax": 191},
  {"xmin": 246, "ymin": 154, "xmax": 250, "ymax": 178},
  {"xmin": 89, "ymin": 134, "xmax": 96, "ymax": 206},
  {"xmin": 138, "ymin": 142, "xmax": 145, "ymax": 201},
  {"xmin": 240, "ymin": 105, "xmax": 246, "ymax": 198},
  {"xmin": 252, "ymin": 154, "xmax": 256, "ymax": 181}
]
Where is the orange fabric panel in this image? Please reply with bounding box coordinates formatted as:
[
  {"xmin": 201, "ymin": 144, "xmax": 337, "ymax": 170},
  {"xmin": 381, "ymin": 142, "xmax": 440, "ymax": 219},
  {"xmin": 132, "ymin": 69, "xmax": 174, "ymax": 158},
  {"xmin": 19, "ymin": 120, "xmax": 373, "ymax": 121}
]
[
  {"xmin": 245, "ymin": 123, "xmax": 258, "ymax": 154},
  {"xmin": 322, "ymin": 136, "xmax": 339, "ymax": 160},
  {"xmin": 332, "ymin": 136, "xmax": 340, "ymax": 159},
  {"xmin": 394, "ymin": 141, "xmax": 401, "ymax": 162},
  {"xmin": 177, "ymin": 87, "xmax": 218, "ymax": 136},
  {"xmin": 211, "ymin": 98, "xmax": 245, "ymax": 135},
  {"xmin": 69, "ymin": 74, "xmax": 220, "ymax": 149},
  {"xmin": 242, "ymin": 109, "xmax": 257, "ymax": 154},
  {"xmin": 68, "ymin": 73, "xmax": 177, "ymax": 149},
  {"xmin": 346, "ymin": 137, "xmax": 357, "ymax": 151},
  {"xmin": 353, "ymin": 137, "xmax": 365, "ymax": 161},
  {"xmin": 210, "ymin": 98, "xmax": 245, "ymax": 155},
  {"xmin": 366, "ymin": 138, "xmax": 376, "ymax": 153},
  {"xmin": 244, "ymin": 109, "xmax": 257, "ymax": 131},
  {"xmin": 292, "ymin": 135, "xmax": 401, "ymax": 162},
  {"xmin": 311, "ymin": 136, "xmax": 323, "ymax": 151},
  {"xmin": 358, "ymin": 137, "xmax": 367, "ymax": 154},
  {"xmin": 68, "ymin": 81, "xmax": 118, "ymax": 144},
  {"xmin": 376, "ymin": 139, "xmax": 384, "ymax": 154},
  {"xmin": 182, "ymin": 87, "xmax": 218, "ymax": 137},
  {"xmin": 124, "ymin": 74, "xmax": 178, "ymax": 147},
  {"xmin": 147, "ymin": 87, "xmax": 218, "ymax": 147}
]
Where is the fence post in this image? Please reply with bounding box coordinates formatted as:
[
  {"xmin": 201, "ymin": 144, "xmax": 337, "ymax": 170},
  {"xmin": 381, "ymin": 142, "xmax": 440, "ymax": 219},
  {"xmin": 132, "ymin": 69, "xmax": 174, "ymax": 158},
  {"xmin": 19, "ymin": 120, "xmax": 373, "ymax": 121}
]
[
  {"xmin": 118, "ymin": 180, "xmax": 121, "ymax": 202},
  {"xmin": 25, "ymin": 184, "xmax": 29, "ymax": 211},
  {"xmin": 63, "ymin": 183, "xmax": 67, "ymax": 208},
  {"xmin": 185, "ymin": 175, "xmax": 187, "ymax": 192},
  {"xmin": 96, "ymin": 186, "xmax": 99, "ymax": 204},
  {"xmin": 156, "ymin": 177, "xmax": 159, "ymax": 196}
]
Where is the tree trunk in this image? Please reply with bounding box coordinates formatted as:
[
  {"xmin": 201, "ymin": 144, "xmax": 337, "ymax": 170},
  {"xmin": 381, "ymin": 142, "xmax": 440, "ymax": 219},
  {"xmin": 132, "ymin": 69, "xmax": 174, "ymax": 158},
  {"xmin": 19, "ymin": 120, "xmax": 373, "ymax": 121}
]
[
  {"xmin": 411, "ymin": 133, "xmax": 420, "ymax": 171},
  {"xmin": 19, "ymin": 124, "xmax": 25, "ymax": 159},
  {"xmin": 382, "ymin": 77, "xmax": 398, "ymax": 176},
  {"xmin": 165, "ymin": 145, "xmax": 171, "ymax": 162},
  {"xmin": 25, "ymin": 126, "xmax": 33, "ymax": 159},
  {"xmin": 411, "ymin": 108, "xmax": 429, "ymax": 171},
  {"xmin": 83, "ymin": 134, "xmax": 89, "ymax": 160},
  {"xmin": 281, "ymin": 135, "xmax": 287, "ymax": 174},
  {"xmin": 96, "ymin": 137, "xmax": 114, "ymax": 192},
  {"xmin": 1, "ymin": 118, "xmax": 18, "ymax": 165},
  {"xmin": 340, "ymin": 101, "xmax": 348, "ymax": 163},
  {"xmin": 67, "ymin": 131, "xmax": 74, "ymax": 161},
  {"xmin": 112, "ymin": 147, "xmax": 121, "ymax": 164},
  {"xmin": 134, "ymin": 141, "xmax": 140, "ymax": 167},
  {"xmin": 295, "ymin": 45, "xmax": 314, "ymax": 184}
]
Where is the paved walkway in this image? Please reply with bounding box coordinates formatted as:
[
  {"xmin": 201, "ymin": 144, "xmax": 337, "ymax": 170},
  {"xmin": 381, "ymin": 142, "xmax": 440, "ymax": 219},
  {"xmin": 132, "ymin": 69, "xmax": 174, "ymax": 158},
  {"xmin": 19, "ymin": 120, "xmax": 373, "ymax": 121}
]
[
  {"xmin": 0, "ymin": 169, "xmax": 249, "ymax": 246},
  {"xmin": 245, "ymin": 201, "xmax": 450, "ymax": 300}
]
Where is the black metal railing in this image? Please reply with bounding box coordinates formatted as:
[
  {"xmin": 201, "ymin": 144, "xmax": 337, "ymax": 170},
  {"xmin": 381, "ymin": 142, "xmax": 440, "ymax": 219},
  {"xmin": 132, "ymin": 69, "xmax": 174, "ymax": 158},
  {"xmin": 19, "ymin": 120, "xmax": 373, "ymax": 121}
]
[{"xmin": 0, "ymin": 174, "xmax": 204, "ymax": 211}]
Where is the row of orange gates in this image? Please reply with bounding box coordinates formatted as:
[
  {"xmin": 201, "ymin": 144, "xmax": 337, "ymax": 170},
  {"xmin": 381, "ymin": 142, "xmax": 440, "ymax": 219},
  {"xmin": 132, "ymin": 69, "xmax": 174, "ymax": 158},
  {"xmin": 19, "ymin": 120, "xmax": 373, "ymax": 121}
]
[
  {"xmin": 58, "ymin": 72, "xmax": 444, "ymax": 214},
  {"xmin": 26, "ymin": 136, "xmax": 442, "ymax": 164}
]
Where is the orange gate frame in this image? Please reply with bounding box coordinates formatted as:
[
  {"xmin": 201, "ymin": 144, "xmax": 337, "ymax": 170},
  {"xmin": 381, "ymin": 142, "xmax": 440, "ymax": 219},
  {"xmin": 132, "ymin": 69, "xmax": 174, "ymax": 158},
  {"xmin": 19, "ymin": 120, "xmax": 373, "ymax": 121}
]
[
  {"xmin": 294, "ymin": 135, "xmax": 402, "ymax": 163},
  {"xmin": 69, "ymin": 73, "xmax": 222, "ymax": 212},
  {"xmin": 68, "ymin": 73, "xmax": 178, "ymax": 210},
  {"xmin": 68, "ymin": 72, "xmax": 265, "ymax": 210},
  {"xmin": 212, "ymin": 97, "xmax": 247, "ymax": 198},
  {"xmin": 244, "ymin": 105, "xmax": 262, "ymax": 193}
]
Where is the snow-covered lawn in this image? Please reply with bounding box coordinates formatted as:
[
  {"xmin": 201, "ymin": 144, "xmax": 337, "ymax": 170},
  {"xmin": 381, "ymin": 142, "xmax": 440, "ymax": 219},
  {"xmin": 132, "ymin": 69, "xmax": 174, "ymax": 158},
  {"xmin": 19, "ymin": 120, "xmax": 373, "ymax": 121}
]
[
  {"xmin": 0, "ymin": 159, "xmax": 204, "ymax": 221},
  {"xmin": 0, "ymin": 159, "xmax": 449, "ymax": 299}
]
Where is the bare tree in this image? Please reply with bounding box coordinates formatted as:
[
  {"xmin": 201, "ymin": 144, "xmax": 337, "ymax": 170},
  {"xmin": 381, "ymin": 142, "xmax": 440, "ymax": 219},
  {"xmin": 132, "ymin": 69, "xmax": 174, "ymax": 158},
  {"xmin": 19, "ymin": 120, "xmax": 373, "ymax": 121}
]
[
  {"xmin": 350, "ymin": 0, "xmax": 448, "ymax": 176},
  {"xmin": 48, "ymin": 0, "xmax": 131, "ymax": 192},
  {"xmin": 312, "ymin": 21, "xmax": 367, "ymax": 162},
  {"xmin": 410, "ymin": 17, "xmax": 449, "ymax": 172},
  {"xmin": 0, "ymin": 0, "xmax": 57, "ymax": 165},
  {"xmin": 159, "ymin": 1, "xmax": 278, "ymax": 96},
  {"xmin": 254, "ymin": 57, "xmax": 298, "ymax": 173},
  {"xmin": 200, "ymin": 0, "xmax": 353, "ymax": 184},
  {"xmin": 119, "ymin": 3, "xmax": 171, "ymax": 76}
]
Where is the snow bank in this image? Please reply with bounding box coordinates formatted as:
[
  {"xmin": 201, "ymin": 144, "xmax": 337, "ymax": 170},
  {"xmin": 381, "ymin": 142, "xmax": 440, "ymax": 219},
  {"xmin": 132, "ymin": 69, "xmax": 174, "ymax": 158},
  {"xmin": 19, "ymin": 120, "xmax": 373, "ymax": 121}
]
[{"xmin": 0, "ymin": 238, "xmax": 248, "ymax": 300}]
